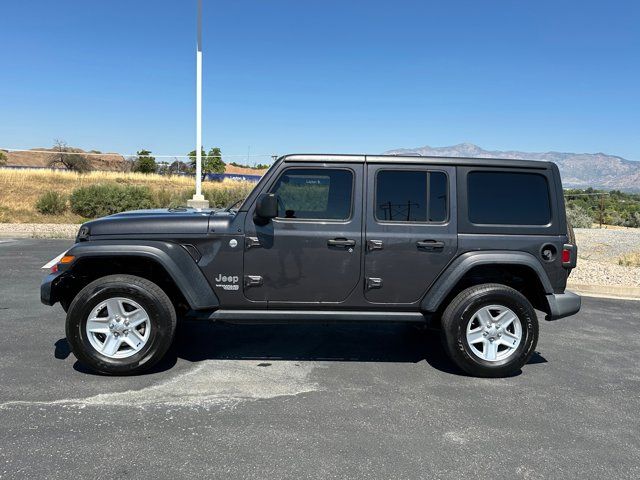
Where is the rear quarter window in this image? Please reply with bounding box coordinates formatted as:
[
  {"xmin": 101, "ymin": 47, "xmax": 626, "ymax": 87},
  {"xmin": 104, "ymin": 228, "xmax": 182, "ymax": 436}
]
[{"xmin": 467, "ymin": 171, "xmax": 551, "ymax": 225}]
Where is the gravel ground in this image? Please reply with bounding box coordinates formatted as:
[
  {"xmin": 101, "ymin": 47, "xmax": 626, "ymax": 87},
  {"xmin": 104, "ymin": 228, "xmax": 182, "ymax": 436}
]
[
  {"xmin": 571, "ymin": 228, "xmax": 640, "ymax": 287},
  {"xmin": 0, "ymin": 223, "xmax": 638, "ymax": 287}
]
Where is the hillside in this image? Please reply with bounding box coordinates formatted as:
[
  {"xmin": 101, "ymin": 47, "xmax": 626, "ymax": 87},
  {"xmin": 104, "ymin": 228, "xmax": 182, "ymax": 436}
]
[
  {"xmin": 2, "ymin": 148, "xmax": 268, "ymax": 176},
  {"xmin": 4, "ymin": 148, "xmax": 125, "ymax": 171},
  {"xmin": 384, "ymin": 143, "xmax": 640, "ymax": 192}
]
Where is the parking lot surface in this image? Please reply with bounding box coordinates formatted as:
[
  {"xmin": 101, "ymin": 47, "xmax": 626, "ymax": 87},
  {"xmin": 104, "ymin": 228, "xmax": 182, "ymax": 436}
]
[{"xmin": 1, "ymin": 238, "xmax": 639, "ymax": 479}]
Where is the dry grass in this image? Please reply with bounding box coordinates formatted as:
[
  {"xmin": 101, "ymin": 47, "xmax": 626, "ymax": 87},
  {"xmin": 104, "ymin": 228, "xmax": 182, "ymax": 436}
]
[
  {"xmin": 618, "ymin": 252, "xmax": 640, "ymax": 267},
  {"xmin": 0, "ymin": 168, "xmax": 253, "ymax": 223}
]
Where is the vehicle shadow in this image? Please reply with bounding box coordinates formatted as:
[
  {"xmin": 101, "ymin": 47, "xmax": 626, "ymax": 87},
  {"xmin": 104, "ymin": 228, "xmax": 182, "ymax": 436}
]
[
  {"xmin": 56, "ymin": 321, "xmax": 547, "ymax": 377},
  {"xmin": 171, "ymin": 321, "xmax": 547, "ymax": 377}
]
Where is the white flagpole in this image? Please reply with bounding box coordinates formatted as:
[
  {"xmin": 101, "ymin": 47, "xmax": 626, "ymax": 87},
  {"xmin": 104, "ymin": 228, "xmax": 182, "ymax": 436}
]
[{"xmin": 189, "ymin": 0, "xmax": 209, "ymax": 208}]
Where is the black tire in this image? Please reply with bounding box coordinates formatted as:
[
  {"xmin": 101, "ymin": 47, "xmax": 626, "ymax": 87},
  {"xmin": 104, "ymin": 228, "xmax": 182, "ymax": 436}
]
[
  {"xmin": 65, "ymin": 274, "xmax": 177, "ymax": 375},
  {"xmin": 440, "ymin": 283, "xmax": 538, "ymax": 378}
]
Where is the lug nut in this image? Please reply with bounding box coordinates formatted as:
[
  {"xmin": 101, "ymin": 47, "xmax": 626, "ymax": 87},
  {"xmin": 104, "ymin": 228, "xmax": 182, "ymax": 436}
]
[{"xmin": 124, "ymin": 320, "xmax": 130, "ymax": 326}]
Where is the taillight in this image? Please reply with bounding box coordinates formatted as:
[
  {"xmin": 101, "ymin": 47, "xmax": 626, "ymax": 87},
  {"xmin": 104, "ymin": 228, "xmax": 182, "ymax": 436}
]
[{"xmin": 562, "ymin": 245, "xmax": 576, "ymax": 269}]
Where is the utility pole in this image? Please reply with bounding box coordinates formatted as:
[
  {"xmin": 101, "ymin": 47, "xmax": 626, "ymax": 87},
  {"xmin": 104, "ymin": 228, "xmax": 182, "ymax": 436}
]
[{"xmin": 188, "ymin": 0, "xmax": 210, "ymax": 209}]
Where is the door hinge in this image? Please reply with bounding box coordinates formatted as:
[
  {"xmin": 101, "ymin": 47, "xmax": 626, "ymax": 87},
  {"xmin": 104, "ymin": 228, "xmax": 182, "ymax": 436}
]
[
  {"xmin": 367, "ymin": 239, "xmax": 383, "ymax": 252},
  {"xmin": 366, "ymin": 277, "xmax": 383, "ymax": 290},
  {"xmin": 245, "ymin": 236, "xmax": 261, "ymax": 250},
  {"xmin": 244, "ymin": 275, "xmax": 263, "ymax": 288}
]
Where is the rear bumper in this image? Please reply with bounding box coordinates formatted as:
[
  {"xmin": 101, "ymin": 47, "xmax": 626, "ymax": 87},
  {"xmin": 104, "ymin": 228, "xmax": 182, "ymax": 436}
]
[{"xmin": 545, "ymin": 290, "xmax": 581, "ymax": 320}]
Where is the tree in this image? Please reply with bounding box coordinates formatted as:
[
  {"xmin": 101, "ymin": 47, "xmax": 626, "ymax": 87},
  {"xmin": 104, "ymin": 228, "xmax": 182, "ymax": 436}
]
[
  {"xmin": 133, "ymin": 149, "xmax": 157, "ymax": 174},
  {"xmin": 120, "ymin": 157, "xmax": 135, "ymax": 173},
  {"xmin": 566, "ymin": 204, "xmax": 593, "ymax": 229},
  {"xmin": 0, "ymin": 150, "xmax": 7, "ymax": 167},
  {"xmin": 188, "ymin": 147, "xmax": 225, "ymax": 180},
  {"xmin": 168, "ymin": 159, "xmax": 191, "ymax": 175},
  {"xmin": 47, "ymin": 140, "xmax": 92, "ymax": 173}
]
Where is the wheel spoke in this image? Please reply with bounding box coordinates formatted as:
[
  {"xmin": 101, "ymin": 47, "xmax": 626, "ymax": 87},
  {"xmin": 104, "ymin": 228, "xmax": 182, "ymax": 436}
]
[
  {"xmin": 86, "ymin": 317, "xmax": 110, "ymax": 334},
  {"xmin": 105, "ymin": 298, "xmax": 125, "ymax": 318},
  {"xmin": 497, "ymin": 311, "xmax": 517, "ymax": 329},
  {"xmin": 101, "ymin": 334, "xmax": 121, "ymax": 356},
  {"xmin": 500, "ymin": 331, "xmax": 520, "ymax": 348},
  {"xmin": 484, "ymin": 340, "xmax": 498, "ymax": 361},
  {"xmin": 475, "ymin": 308, "xmax": 493, "ymax": 327},
  {"xmin": 127, "ymin": 309, "xmax": 149, "ymax": 328},
  {"xmin": 467, "ymin": 329, "xmax": 485, "ymax": 345},
  {"xmin": 122, "ymin": 333, "xmax": 143, "ymax": 350}
]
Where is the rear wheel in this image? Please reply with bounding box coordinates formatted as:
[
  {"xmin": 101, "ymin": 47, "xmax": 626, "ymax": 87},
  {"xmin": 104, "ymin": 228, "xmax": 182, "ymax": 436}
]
[
  {"xmin": 66, "ymin": 274, "xmax": 176, "ymax": 375},
  {"xmin": 441, "ymin": 284, "xmax": 538, "ymax": 377}
]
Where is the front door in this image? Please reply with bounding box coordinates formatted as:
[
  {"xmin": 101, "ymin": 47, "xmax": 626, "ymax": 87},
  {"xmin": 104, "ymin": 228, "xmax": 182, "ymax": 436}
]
[
  {"xmin": 243, "ymin": 163, "xmax": 363, "ymax": 305},
  {"xmin": 364, "ymin": 163, "xmax": 457, "ymax": 304}
]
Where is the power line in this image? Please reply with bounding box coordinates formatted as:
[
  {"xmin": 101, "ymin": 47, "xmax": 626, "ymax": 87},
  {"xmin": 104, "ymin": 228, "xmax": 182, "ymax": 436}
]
[{"xmin": 0, "ymin": 148, "xmax": 277, "ymax": 159}]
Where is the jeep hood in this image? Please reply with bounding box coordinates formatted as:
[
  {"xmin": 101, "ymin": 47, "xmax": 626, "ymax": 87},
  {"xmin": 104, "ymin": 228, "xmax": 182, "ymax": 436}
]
[{"xmin": 80, "ymin": 208, "xmax": 231, "ymax": 237}]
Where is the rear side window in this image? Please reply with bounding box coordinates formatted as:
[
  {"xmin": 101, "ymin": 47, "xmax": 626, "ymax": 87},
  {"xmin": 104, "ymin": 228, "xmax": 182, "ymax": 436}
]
[
  {"xmin": 467, "ymin": 171, "xmax": 551, "ymax": 225},
  {"xmin": 375, "ymin": 170, "xmax": 448, "ymax": 222},
  {"xmin": 270, "ymin": 168, "xmax": 353, "ymax": 220}
]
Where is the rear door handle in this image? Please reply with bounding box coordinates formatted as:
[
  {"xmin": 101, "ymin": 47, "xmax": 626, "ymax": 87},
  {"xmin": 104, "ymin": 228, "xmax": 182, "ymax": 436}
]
[
  {"xmin": 416, "ymin": 240, "xmax": 445, "ymax": 250},
  {"xmin": 327, "ymin": 238, "xmax": 356, "ymax": 248}
]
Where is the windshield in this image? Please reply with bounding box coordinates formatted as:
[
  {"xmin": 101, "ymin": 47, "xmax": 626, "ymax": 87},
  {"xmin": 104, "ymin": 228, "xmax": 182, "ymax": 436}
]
[{"xmin": 237, "ymin": 160, "xmax": 279, "ymax": 211}]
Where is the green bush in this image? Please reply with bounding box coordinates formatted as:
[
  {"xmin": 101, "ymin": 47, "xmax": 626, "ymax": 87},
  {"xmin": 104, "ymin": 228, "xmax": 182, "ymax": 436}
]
[
  {"xmin": 566, "ymin": 204, "xmax": 593, "ymax": 229},
  {"xmin": 70, "ymin": 184, "xmax": 154, "ymax": 218},
  {"xmin": 153, "ymin": 188, "xmax": 193, "ymax": 209},
  {"xmin": 203, "ymin": 182, "xmax": 254, "ymax": 208},
  {"xmin": 35, "ymin": 191, "xmax": 68, "ymax": 215}
]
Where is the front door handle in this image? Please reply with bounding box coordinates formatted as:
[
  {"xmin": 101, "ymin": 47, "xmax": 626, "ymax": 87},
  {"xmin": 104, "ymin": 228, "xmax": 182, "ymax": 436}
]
[
  {"xmin": 416, "ymin": 240, "xmax": 445, "ymax": 250},
  {"xmin": 367, "ymin": 239, "xmax": 383, "ymax": 251},
  {"xmin": 245, "ymin": 236, "xmax": 261, "ymax": 250},
  {"xmin": 244, "ymin": 275, "xmax": 263, "ymax": 287},
  {"xmin": 327, "ymin": 238, "xmax": 356, "ymax": 248}
]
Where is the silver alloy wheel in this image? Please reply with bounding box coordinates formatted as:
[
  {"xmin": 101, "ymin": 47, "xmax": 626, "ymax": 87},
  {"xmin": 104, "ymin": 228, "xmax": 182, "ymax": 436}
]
[
  {"xmin": 86, "ymin": 297, "xmax": 151, "ymax": 359},
  {"xmin": 465, "ymin": 304, "xmax": 522, "ymax": 362}
]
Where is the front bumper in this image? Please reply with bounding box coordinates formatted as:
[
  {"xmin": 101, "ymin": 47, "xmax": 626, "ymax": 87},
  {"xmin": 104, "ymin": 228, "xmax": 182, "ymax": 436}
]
[
  {"xmin": 545, "ymin": 290, "xmax": 581, "ymax": 320},
  {"xmin": 40, "ymin": 271, "xmax": 65, "ymax": 306}
]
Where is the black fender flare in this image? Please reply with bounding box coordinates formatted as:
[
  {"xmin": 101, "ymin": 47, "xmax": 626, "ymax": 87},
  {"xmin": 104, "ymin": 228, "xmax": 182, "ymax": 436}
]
[
  {"xmin": 64, "ymin": 240, "xmax": 219, "ymax": 310},
  {"xmin": 421, "ymin": 251, "xmax": 553, "ymax": 312}
]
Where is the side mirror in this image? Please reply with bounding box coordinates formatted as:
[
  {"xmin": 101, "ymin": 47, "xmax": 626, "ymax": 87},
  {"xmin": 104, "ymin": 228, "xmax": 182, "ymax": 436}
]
[{"xmin": 254, "ymin": 193, "xmax": 278, "ymax": 224}]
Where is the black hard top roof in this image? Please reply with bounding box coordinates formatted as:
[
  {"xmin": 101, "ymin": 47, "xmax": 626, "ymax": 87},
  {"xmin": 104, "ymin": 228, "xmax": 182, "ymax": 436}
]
[{"xmin": 280, "ymin": 154, "xmax": 553, "ymax": 169}]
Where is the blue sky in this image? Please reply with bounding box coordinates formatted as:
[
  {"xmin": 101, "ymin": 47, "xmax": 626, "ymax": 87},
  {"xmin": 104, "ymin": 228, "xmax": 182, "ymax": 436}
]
[{"xmin": 1, "ymin": 0, "xmax": 639, "ymax": 163}]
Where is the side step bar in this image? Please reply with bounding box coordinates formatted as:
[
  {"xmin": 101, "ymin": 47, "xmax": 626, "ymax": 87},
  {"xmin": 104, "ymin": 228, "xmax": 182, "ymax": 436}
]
[{"xmin": 190, "ymin": 310, "xmax": 426, "ymax": 324}]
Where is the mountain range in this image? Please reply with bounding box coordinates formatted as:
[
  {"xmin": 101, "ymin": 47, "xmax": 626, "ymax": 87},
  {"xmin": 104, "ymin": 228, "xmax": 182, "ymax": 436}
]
[{"xmin": 384, "ymin": 143, "xmax": 640, "ymax": 192}]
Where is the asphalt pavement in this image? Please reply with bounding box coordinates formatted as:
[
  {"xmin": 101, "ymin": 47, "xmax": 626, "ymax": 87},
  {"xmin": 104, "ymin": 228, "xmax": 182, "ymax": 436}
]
[{"xmin": 0, "ymin": 238, "xmax": 639, "ymax": 479}]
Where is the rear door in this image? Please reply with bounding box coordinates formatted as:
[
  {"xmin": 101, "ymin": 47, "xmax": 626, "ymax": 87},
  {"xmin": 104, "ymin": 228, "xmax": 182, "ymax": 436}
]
[
  {"xmin": 243, "ymin": 162, "xmax": 363, "ymax": 305},
  {"xmin": 364, "ymin": 163, "xmax": 457, "ymax": 304}
]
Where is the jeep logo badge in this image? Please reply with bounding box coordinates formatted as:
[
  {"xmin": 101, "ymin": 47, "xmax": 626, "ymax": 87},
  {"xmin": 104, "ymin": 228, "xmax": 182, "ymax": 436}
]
[
  {"xmin": 214, "ymin": 273, "xmax": 240, "ymax": 291},
  {"xmin": 229, "ymin": 239, "xmax": 238, "ymax": 248}
]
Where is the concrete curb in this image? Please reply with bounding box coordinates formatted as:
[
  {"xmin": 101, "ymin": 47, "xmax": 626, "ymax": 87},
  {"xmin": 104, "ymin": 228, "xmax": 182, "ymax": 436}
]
[
  {"xmin": 567, "ymin": 283, "xmax": 640, "ymax": 301},
  {"xmin": 0, "ymin": 224, "xmax": 80, "ymax": 240}
]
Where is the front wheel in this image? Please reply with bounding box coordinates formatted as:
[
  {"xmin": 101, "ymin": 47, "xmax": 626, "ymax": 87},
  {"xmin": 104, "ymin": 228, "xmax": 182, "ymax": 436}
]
[
  {"xmin": 441, "ymin": 284, "xmax": 538, "ymax": 377},
  {"xmin": 65, "ymin": 274, "xmax": 177, "ymax": 375}
]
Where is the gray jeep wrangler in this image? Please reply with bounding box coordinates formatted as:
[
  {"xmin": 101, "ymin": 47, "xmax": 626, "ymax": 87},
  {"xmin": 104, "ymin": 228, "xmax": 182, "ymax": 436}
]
[{"xmin": 41, "ymin": 154, "xmax": 580, "ymax": 377}]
